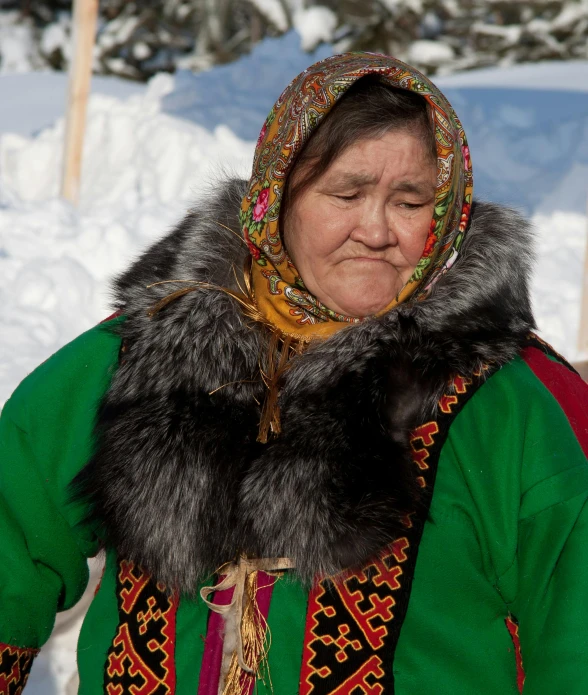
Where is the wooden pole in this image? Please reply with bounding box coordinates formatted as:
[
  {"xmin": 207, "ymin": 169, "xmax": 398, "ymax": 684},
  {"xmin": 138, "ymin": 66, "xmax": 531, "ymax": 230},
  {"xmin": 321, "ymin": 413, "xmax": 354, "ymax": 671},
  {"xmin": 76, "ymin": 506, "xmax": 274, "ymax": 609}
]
[
  {"xmin": 61, "ymin": 0, "xmax": 99, "ymax": 205},
  {"xmin": 578, "ymin": 194, "xmax": 588, "ymax": 355}
]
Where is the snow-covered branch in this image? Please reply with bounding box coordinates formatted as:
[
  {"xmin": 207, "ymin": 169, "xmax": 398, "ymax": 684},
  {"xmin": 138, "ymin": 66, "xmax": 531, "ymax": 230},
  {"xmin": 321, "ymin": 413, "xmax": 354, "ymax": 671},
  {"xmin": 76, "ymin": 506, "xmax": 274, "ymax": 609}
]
[{"xmin": 1, "ymin": 0, "xmax": 588, "ymax": 78}]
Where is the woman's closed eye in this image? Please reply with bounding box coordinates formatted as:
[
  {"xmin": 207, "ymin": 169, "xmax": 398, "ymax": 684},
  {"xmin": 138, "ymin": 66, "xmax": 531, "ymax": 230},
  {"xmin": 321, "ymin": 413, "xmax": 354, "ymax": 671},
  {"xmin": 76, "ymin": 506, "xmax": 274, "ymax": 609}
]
[
  {"xmin": 333, "ymin": 192, "xmax": 360, "ymax": 201},
  {"xmin": 399, "ymin": 201, "xmax": 426, "ymax": 209}
]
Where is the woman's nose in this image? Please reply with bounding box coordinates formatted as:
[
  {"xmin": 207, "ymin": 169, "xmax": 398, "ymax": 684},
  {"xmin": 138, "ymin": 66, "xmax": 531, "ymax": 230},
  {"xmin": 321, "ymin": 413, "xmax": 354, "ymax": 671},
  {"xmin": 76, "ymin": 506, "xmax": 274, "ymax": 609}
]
[{"xmin": 350, "ymin": 202, "xmax": 396, "ymax": 248}]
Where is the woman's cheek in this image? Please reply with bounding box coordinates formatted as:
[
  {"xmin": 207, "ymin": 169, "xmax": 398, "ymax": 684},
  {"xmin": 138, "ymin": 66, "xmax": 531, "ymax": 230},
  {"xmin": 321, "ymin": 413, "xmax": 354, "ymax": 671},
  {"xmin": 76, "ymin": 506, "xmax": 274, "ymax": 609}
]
[
  {"xmin": 395, "ymin": 216, "xmax": 429, "ymax": 265},
  {"xmin": 317, "ymin": 211, "xmax": 354, "ymax": 255}
]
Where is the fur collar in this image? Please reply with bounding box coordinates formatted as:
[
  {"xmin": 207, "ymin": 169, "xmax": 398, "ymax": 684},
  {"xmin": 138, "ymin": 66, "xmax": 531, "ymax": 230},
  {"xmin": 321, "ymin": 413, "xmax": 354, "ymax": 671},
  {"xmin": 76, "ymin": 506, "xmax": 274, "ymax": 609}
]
[{"xmin": 76, "ymin": 178, "xmax": 535, "ymax": 591}]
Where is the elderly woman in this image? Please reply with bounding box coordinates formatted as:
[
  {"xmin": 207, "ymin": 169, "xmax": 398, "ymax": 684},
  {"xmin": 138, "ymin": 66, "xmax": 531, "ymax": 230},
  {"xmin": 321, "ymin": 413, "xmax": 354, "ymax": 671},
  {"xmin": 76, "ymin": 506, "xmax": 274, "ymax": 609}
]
[{"xmin": 1, "ymin": 53, "xmax": 587, "ymax": 695}]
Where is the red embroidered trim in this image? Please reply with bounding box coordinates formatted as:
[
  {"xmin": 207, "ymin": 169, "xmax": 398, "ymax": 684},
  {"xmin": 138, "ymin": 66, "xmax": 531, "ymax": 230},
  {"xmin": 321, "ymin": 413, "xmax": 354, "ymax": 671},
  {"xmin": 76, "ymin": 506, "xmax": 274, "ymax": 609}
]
[
  {"xmin": 505, "ymin": 615, "xmax": 525, "ymax": 693},
  {"xmin": 104, "ymin": 559, "xmax": 178, "ymax": 695},
  {"xmin": 300, "ymin": 539, "xmax": 410, "ymax": 695},
  {"xmin": 0, "ymin": 643, "xmax": 39, "ymax": 695},
  {"xmin": 299, "ymin": 368, "xmax": 492, "ymax": 694}
]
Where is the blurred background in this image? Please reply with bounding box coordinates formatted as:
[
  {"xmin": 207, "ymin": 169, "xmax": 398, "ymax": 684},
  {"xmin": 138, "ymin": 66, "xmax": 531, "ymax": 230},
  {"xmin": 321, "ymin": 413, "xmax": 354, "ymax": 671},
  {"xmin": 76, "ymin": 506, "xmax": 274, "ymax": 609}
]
[
  {"xmin": 2, "ymin": 0, "xmax": 588, "ymax": 78},
  {"xmin": 1, "ymin": 1, "xmax": 588, "ymax": 692}
]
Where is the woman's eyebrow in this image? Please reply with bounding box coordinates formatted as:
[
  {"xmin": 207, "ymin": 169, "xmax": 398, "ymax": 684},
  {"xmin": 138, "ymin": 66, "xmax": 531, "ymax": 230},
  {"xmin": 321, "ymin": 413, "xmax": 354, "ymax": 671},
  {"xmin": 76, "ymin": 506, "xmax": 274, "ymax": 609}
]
[
  {"xmin": 326, "ymin": 173, "xmax": 435, "ymax": 195},
  {"xmin": 328, "ymin": 172, "xmax": 435, "ymax": 195},
  {"xmin": 391, "ymin": 180, "xmax": 436, "ymax": 195},
  {"xmin": 327, "ymin": 172, "xmax": 378, "ymax": 187}
]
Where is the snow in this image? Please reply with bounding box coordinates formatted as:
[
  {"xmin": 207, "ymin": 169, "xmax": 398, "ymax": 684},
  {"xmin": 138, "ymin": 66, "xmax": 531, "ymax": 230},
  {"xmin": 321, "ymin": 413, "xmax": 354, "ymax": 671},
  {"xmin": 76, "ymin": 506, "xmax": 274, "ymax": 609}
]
[
  {"xmin": 552, "ymin": 2, "xmax": 588, "ymax": 32},
  {"xmin": 0, "ymin": 72, "xmax": 145, "ymax": 137},
  {"xmin": 249, "ymin": 0, "xmax": 290, "ymax": 32},
  {"xmin": 472, "ymin": 22, "xmax": 522, "ymax": 45},
  {"xmin": 409, "ymin": 39, "xmax": 455, "ymax": 66},
  {"xmin": 0, "ymin": 72, "xmax": 256, "ymax": 406},
  {"xmin": 0, "ymin": 33, "xmax": 587, "ymax": 691},
  {"xmin": 40, "ymin": 22, "xmax": 65, "ymax": 57},
  {"xmin": 132, "ymin": 41, "xmax": 152, "ymax": 61},
  {"xmin": 380, "ymin": 0, "xmax": 424, "ymax": 13},
  {"xmin": 0, "ymin": 12, "xmax": 39, "ymax": 74},
  {"xmin": 1, "ymin": 76, "xmax": 254, "ymax": 207},
  {"xmin": 434, "ymin": 59, "xmax": 588, "ymax": 91},
  {"xmin": 160, "ymin": 31, "xmax": 331, "ymax": 140},
  {"xmin": 533, "ymin": 211, "xmax": 588, "ymax": 356},
  {"xmin": 293, "ymin": 6, "xmax": 338, "ymax": 52}
]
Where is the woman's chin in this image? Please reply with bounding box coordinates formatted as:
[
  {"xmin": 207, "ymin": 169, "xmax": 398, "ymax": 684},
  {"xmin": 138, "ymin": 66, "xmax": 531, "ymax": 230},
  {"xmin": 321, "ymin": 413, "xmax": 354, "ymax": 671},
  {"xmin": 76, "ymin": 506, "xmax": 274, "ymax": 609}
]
[
  {"xmin": 327, "ymin": 292, "xmax": 398, "ymax": 318},
  {"xmin": 318, "ymin": 271, "xmax": 405, "ymax": 317}
]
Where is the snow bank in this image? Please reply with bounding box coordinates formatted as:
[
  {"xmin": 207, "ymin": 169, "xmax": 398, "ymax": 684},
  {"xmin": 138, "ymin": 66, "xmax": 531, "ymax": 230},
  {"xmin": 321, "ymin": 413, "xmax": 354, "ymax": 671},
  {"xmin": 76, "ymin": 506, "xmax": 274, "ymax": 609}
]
[
  {"xmin": 438, "ymin": 85, "xmax": 588, "ymax": 217},
  {"xmin": 0, "ymin": 72, "xmax": 144, "ymax": 137},
  {"xmin": 533, "ymin": 211, "xmax": 588, "ymax": 359},
  {"xmin": 0, "ymin": 72, "xmax": 256, "ymax": 404},
  {"xmin": 436, "ymin": 59, "xmax": 588, "ymax": 92},
  {"xmin": 1, "ymin": 54, "xmax": 588, "ymax": 409},
  {"xmin": 1, "ymin": 73, "xmax": 254, "ymax": 208}
]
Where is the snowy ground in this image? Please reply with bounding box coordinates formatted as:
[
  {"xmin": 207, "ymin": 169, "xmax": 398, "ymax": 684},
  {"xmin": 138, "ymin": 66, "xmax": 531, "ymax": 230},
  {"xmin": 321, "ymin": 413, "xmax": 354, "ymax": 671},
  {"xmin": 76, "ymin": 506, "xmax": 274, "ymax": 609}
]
[{"xmin": 1, "ymin": 32, "xmax": 587, "ymax": 692}]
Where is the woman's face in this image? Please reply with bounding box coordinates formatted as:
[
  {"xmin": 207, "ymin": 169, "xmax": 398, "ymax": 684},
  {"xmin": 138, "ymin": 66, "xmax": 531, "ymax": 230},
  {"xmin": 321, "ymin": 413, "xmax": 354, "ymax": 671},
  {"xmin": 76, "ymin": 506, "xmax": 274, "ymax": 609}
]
[{"xmin": 283, "ymin": 130, "xmax": 437, "ymax": 317}]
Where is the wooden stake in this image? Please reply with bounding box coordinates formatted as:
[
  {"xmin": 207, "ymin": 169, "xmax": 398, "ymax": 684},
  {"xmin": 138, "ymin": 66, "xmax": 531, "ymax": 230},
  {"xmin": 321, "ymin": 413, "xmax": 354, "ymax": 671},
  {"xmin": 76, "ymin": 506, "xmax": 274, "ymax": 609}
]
[
  {"xmin": 61, "ymin": 0, "xmax": 99, "ymax": 205},
  {"xmin": 578, "ymin": 194, "xmax": 588, "ymax": 355}
]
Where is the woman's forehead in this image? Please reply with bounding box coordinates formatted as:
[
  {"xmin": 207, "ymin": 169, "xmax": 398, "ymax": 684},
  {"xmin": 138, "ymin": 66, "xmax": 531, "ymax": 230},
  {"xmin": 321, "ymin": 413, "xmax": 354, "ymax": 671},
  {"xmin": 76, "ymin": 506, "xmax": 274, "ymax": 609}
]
[{"xmin": 312, "ymin": 134, "xmax": 437, "ymax": 183}]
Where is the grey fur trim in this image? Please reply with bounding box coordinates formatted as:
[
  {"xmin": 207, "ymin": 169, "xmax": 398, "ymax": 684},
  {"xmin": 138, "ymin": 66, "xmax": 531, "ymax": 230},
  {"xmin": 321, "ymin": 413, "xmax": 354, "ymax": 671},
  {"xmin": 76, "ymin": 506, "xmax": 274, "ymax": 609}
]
[{"xmin": 74, "ymin": 178, "xmax": 535, "ymax": 590}]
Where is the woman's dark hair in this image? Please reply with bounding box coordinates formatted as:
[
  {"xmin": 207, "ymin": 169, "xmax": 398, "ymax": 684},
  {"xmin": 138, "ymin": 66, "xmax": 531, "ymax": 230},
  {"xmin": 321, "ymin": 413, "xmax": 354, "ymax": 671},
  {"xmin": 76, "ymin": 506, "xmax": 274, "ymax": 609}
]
[{"xmin": 282, "ymin": 77, "xmax": 437, "ymax": 217}]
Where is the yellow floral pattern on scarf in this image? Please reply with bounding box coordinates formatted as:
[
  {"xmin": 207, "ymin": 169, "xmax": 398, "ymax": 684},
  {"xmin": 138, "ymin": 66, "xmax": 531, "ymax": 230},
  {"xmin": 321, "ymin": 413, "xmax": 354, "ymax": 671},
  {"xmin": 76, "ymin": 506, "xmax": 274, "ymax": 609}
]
[{"xmin": 239, "ymin": 52, "xmax": 473, "ymax": 339}]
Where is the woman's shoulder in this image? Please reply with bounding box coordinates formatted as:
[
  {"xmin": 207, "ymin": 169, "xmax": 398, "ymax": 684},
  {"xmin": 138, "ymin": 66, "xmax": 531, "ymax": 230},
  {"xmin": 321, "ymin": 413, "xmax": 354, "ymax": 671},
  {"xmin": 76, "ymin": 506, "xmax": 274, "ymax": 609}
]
[
  {"xmin": 3, "ymin": 315, "xmax": 124, "ymax": 430},
  {"xmin": 453, "ymin": 338, "xmax": 588, "ymax": 507},
  {"xmin": 478, "ymin": 337, "xmax": 587, "ymax": 436}
]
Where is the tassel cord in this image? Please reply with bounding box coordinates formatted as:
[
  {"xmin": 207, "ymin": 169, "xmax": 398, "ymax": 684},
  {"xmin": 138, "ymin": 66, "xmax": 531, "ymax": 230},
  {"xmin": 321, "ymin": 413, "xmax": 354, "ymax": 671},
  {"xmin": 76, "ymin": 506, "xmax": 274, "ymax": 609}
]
[{"xmin": 200, "ymin": 557, "xmax": 295, "ymax": 695}]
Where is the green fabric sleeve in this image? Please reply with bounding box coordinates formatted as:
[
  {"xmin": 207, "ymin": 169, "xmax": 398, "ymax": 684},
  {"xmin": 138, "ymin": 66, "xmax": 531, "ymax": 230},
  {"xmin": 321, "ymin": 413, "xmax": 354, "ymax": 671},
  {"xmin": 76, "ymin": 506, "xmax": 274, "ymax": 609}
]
[
  {"xmin": 495, "ymin": 359, "xmax": 588, "ymax": 692},
  {"xmin": 513, "ymin": 492, "xmax": 588, "ymax": 693},
  {"xmin": 0, "ymin": 408, "xmax": 87, "ymax": 647},
  {"xmin": 0, "ymin": 320, "xmax": 123, "ymax": 648}
]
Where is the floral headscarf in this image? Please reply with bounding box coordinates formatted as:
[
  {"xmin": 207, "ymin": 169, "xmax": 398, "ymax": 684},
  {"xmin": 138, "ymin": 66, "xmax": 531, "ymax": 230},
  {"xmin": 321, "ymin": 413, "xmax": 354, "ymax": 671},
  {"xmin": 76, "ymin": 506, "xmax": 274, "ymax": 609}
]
[{"xmin": 240, "ymin": 52, "xmax": 473, "ymax": 340}]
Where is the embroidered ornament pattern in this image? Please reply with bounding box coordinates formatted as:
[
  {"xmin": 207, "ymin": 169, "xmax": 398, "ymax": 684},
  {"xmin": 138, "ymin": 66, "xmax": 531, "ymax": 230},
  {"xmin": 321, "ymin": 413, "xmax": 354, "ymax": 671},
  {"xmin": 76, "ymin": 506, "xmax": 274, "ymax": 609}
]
[
  {"xmin": 299, "ymin": 365, "xmax": 495, "ymax": 694},
  {"xmin": 0, "ymin": 643, "xmax": 38, "ymax": 695},
  {"xmin": 104, "ymin": 559, "xmax": 178, "ymax": 695}
]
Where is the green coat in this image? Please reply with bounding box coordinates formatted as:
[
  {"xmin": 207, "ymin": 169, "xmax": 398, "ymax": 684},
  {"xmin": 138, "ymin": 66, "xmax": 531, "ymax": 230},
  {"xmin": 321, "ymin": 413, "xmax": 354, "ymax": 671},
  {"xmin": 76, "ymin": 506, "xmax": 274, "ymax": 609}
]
[{"xmin": 1, "ymin": 317, "xmax": 588, "ymax": 694}]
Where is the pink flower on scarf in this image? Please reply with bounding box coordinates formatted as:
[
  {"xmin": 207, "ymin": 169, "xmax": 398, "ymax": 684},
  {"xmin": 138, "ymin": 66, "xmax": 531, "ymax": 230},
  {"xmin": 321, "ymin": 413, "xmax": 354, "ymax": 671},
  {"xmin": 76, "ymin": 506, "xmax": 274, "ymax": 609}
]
[
  {"xmin": 462, "ymin": 145, "xmax": 471, "ymax": 171},
  {"xmin": 257, "ymin": 122, "xmax": 267, "ymax": 148},
  {"xmin": 253, "ymin": 187, "xmax": 270, "ymax": 222}
]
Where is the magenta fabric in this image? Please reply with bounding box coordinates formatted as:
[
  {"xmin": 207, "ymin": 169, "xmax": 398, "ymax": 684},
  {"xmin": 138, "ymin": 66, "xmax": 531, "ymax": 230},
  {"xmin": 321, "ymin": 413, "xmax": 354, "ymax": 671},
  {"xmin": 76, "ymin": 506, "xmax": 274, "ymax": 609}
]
[{"xmin": 197, "ymin": 571, "xmax": 275, "ymax": 695}]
